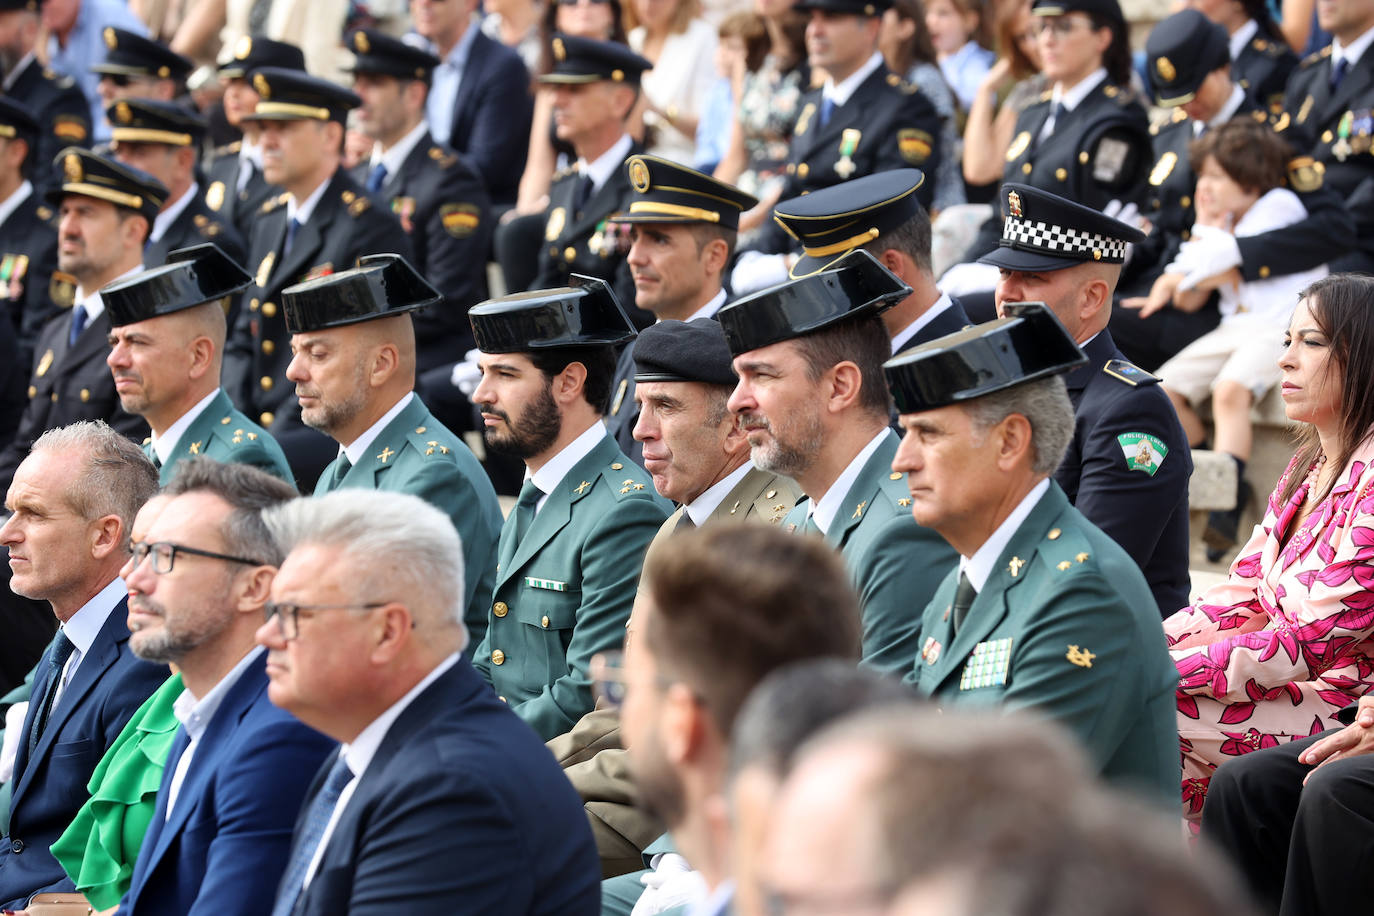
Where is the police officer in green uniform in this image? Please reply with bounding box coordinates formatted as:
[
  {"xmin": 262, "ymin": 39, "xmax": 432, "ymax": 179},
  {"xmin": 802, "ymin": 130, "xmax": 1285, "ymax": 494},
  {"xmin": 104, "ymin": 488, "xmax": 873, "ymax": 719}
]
[
  {"xmin": 106, "ymin": 98, "xmax": 246, "ymax": 268},
  {"xmin": 280, "ymin": 254, "xmax": 504, "ymax": 643},
  {"xmin": 887, "ymin": 303, "xmax": 1178, "ymax": 806},
  {"xmin": 468, "ymin": 278, "xmax": 671, "ymax": 741},
  {"xmin": 0, "ymin": 0, "xmax": 91, "ymax": 187},
  {"xmin": 718, "ymin": 249, "xmax": 957, "ymax": 675},
  {"xmin": 102, "ymin": 242, "xmax": 291, "ymax": 484}
]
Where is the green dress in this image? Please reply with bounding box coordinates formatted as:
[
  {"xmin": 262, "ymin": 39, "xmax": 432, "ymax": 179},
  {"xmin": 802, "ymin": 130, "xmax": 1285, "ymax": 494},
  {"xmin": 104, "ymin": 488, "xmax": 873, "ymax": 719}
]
[{"xmin": 51, "ymin": 674, "xmax": 183, "ymax": 910}]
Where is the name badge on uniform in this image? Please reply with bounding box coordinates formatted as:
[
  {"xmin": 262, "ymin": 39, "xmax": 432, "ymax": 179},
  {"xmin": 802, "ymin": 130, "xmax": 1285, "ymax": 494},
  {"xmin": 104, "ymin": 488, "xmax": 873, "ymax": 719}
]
[
  {"xmin": 959, "ymin": 637, "xmax": 1014, "ymax": 690},
  {"xmin": 525, "ymin": 577, "xmax": 568, "ymax": 592}
]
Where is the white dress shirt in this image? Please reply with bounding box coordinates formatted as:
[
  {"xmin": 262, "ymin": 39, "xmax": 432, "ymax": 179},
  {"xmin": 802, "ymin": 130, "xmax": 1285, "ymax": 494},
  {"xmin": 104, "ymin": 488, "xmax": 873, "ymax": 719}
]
[
  {"xmin": 341, "ymin": 392, "xmax": 413, "ymax": 466},
  {"xmin": 150, "ymin": 183, "xmax": 200, "ymax": 243},
  {"xmin": 151, "ymin": 388, "xmax": 222, "ymax": 465},
  {"xmin": 369, "ymin": 119, "xmax": 431, "ymax": 179},
  {"xmin": 1039, "ymin": 68, "xmax": 1107, "ymax": 142},
  {"xmin": 809, "ymin": 429, "xmax": 888, "ymax": 535},
  {"xmin": 578, "ymin": 133, "xmax": 635, "ymax": 198},
  {"xmin": 890, "ymin": 293, "xmax": 956, "ymax": 354},
  {"xmin": 528, "ymin": 421, "xmax": 608, "ymax": 515},
  {"xmin": 73, "ymin": 264, "xmax": 144, "ymax": 325},
  {"xmin": 286, "ymin": 174, "xmax": 332, "ymax": 227},
  {"xmin": 824, "ymin": 51, "xmax": 884, "ymax": 108},
  {"xmin": 51, "ymin": 576, "xmax": 130, "ymax": 710},
  {"xmin": 683, "ymin": 462, "xmax": 753, "ymax": 526},
  {"xmin": 959, "ymin": 478, "xmax": 1049, "ymax": 591}
]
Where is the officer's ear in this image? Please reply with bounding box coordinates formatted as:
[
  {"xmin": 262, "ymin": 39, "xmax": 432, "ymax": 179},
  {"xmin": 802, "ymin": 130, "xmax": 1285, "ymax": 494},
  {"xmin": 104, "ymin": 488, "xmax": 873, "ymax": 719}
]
[{"xmin": 993, "ymin": 412, "xmax": 1034, "ymax": 472}]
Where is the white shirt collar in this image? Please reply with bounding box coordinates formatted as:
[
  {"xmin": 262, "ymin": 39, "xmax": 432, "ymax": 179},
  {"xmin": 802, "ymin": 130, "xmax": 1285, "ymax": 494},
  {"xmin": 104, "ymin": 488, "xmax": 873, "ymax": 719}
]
[
  {"xmin": 1336, "ymin": 24, "xmax": 1374, "ymax": 67},
  {"xmin": 0, "ymin": 180, "xmax": 32, "ymax": 227},
  {"xmin": 1228, "ymin": 19, "xmax": 1259, "ymax": 62},
  {"xmin": 61, "ymin": 576, "xmax": 129, "ymax": 659},
  {"xmin": 959, "ymin": 478, "xmax": 1049, "ymax": 591},
  {"xmin": 810, "ymin": 429, "xmax": 888, "ymax": 535},
  {"xmin": 341, "ymin": 652, "xmax": 460, "ymax": 781},
  {"xmin": 1052, "ymin": 68, "xmax": 1107, "ymax": 111},
  {"xmin": 153, "ymin": 387, "xmax": 222, "ymax": 462},
  {"xmin": 825, "ymin": 51, "xmax": 884, "ymax": 107},
  {"xmin": 173, "ymin": 646, "xmax": 265, "ymax": 739},
  {"xmin": 529, "ymin": 421, "xmax": 608, "ymax": 511},
  {"xmin": 286, "ymin": 175, "xmax": 332, "ymax": 226},
  {"xmin": 890, "ymin": 293, "xmax": 954, "ymax": 354},
  {"xmin": 578, "ymin": 133, "xmax": 634, "ymax": 195},
  {"xmin": 684, "ymin": 288, "xmax": 727, "ymax": 322},
  {"xmin": 150, "ymin": 183, "xmax": 199, "ymax": 243},
  {"xmin": 240, "ymin": 138, "xmax": 263, "ymax": 168},
  {"xmin": 370, "ymin": 120, "xmax": 430, "ymax": 178},
  {"xmin": 342, "ymin": 391, "xmax": 414, "ymax": 466},
  {"xmin": 75, "ymin": 263, "xmax": 143, "ymax": 323},
  {"xmin": 684, "ymin": 461, "xmax": 753, "ymax": 525}
]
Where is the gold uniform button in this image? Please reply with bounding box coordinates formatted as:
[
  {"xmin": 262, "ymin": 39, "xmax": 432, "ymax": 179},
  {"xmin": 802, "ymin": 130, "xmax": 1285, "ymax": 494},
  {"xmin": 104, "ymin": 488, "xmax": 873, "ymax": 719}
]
[
  {"xmin": 50, "ymin": 392, "xmax": 57, "ymax": 402},
  {"xmin": 797, "ymin": 162, "xmax": 810, "ymax": 178},
  {"xmin": 1259, "ymin": 265, "xmax": 1271, "ymax": 278},
  {"xmin": 1048, "ymin": 528, "xmax": 1062, "ymax": 540},
  {"xmin": 26, "ymin": 385, "xmax": 35, "ymax": 398},
  {"xmin": 1055, "ymin": 168, "xmax": 1067, "ymax": 181},
  {"xmin": 1180, "ymin": 196, "xmax": 1191, "ymax": 209},
  {"xmin": 564, "ymin": 246, "xmax": 576, "ymax": 261},
  {"xmin": 541, "ymin": 615, "xmax": 550, "ymax": 628},
  {"xmin": 260, "ymin": 411, "xmax": 274, "ymax": 426},
  {"xmin": 80, "ymin": 388, "xmax": 90, "ymax": 402},
  {"xmin": 491, "ymin": 649, "xmax": 506, "ymax": 666},
  {"xmin": 889, "ymin": 472, "xmax": 901, "ymax": 480},
  {"xmin": 261, "ymin": 339, "xmax": 275, "ymax": 355},
  {"xmin": 261, "ymin": 302, "xmax": 277, "ymax": 318},
  {"xmin": 1322, "ymin": 130, "xmax": 1334, "ymax": 143},
  {"xmin": 260, "ymin": 376, "xmax": 273, "ymax": 391},
  {"xmin": 493, "ymin": 601, "xmax": 508, "ymax": 618},
  {"xmin": 249, "ymin": 298, "xmax": 260, "ymax": 312},
  {"xmin": 1078, "ymin": 151, "xmax": 1089, "ymax": 164},
  {"xmin": 611, "ymin": 462, "xmax": 623, "ymax": 470},
  {"xmin": 1021, "ymin": 163, "xmax": 1032, "ymax": 174}
]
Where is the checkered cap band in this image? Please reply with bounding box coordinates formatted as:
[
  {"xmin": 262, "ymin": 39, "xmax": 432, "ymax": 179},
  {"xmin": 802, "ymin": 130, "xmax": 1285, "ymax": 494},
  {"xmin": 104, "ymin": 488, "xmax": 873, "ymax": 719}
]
[{"xmin": 1001, "ymin": 215, "xmax": 1129, "ymax": 263}]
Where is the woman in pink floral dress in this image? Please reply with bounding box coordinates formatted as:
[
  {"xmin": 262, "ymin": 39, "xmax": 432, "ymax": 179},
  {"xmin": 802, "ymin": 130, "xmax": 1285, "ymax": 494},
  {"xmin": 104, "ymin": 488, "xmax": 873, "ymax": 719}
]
[{"xmin": 1165, "ymin": 273, "xmax": 1374, "ymax": 825}]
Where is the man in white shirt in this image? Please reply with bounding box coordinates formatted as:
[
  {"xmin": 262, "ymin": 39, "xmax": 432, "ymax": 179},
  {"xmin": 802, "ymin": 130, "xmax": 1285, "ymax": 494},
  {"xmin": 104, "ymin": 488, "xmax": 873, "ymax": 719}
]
[
  {"xmin": 719, "ymin": 249, "xmax": 956, "ymax": 676},
  {"xmin": 0, "ymin": 421, "xmax": 166, "ymax": 909},
  {"xmin": 256, "ymin": 489, "xmax": 599, "ymax": 915},
  {"xmin": 111, "ymin": 457, "xmax": 335, "ymax": 916}
]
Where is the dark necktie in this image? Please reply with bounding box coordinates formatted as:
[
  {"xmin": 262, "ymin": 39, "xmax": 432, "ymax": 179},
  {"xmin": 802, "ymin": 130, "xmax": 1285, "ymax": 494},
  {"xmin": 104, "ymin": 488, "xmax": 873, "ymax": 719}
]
[
  {"xmin": 68, "ymin": 304, "xmax": 87, "ymax": 348},
  {"xmin": 511, "ymin": 479, "xmax": 542, "ymax": 542},
  {"xmin": 284, "ymin": 217, "xmax": 302, "ymax": 257},
  {"xmin": 574, "ymin": 173, "xmax": 595, "ymax": 214},
  {"xmin": 270, "ymin": 754, "xmax": 354, "ymax": 916},
  {"xmin": 674, "ymin": 511, "xmax": 696, "ymax": 534},
  {"xmin": 29, "ymin": 631, "xmax": 76, "ymax": 755},
  {"xmin": 819, "ymin": 95, "xmax": 835, "ymax": 128},
  {"xmin": 1331, "ymin": 57, "xmax": 1350, "ymax": 93},
  {"xmin": 325, "ymin": 453, "xmax": 351, "ymax": 490},
  {"xmin": 366, "ymin": 162, "xmax": 388, "ymax": 193},
  {"xmin": 951, "ymin": 571, "xmax": 977, "ymax": 634}
]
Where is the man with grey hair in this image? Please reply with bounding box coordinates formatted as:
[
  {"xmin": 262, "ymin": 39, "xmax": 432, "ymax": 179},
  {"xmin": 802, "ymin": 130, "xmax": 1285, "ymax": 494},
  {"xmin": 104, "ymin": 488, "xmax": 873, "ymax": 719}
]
[
  {"xmin": 256, "ymin": 489, "xmax": 599, "ymax": 915},
  {"xmin": 886, "ymin": 304, "xmax": 1178, "ymax": 805},
  {"xmin": 0, "ymin": 421, "xmax": 167, "ymax": 909},
  {"xmin": 113, "ymin": 457, "xmax": 336, "ymax": 916}
]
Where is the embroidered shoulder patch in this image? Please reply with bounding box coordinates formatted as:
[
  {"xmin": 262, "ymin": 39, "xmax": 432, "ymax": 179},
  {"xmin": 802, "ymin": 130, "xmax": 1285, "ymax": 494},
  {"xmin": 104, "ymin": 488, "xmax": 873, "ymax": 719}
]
[{"xmin": 1117, "ymin": 432, "xmax": 1168, "ymax": 476}]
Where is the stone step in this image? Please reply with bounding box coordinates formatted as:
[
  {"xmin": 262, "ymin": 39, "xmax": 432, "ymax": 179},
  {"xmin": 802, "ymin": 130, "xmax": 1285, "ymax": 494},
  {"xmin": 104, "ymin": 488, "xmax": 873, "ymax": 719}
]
[{"xmin": 1189, "ymin": 449, "xmax": 1239, "ymax": 512}]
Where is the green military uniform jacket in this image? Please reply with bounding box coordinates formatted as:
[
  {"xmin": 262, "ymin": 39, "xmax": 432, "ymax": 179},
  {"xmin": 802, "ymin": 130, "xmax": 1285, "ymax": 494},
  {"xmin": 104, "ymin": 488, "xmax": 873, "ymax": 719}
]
[
  {"xmin": 906, "ymin": 481, "xmax": 1179, "ymax": 806},
  {"xmin": 549, "ymin": 464, "xmax": 802, "ymax": 876},
  {"xmin": 313, "ymin": 395, "xmax": 503, "ymax": 646},
  {"xmin": 474, "ymin": 433, "xmax": 670, "ymax": 741},
  {"xmin": 785, "ymin": 430, "xmax": 957, "ymax": 676},
  {"xmin": 143, "ymin": 389, "xmax": 292, "ymax": 485}
]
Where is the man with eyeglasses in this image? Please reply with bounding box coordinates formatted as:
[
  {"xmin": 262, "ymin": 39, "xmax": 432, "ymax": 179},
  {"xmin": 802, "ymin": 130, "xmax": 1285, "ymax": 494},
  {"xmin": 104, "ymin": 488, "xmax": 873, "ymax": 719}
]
[
  {"xmin": 254, "ymin": 489, "xmax": 599, "ymax": 915},
  {"xmin": 0, "ymin": 421, "xmax": 166, "ymax": 910},
  {"xmin": 111, "ymin": 457, "xmax": 335, "ymax": 916},
  {"xmin": 103, "ymin": 243, "xmax": 292, "ymax": 486},
  {"xmin": 604, "ymin": 525, "xmax": 861, "ymax": 916}
]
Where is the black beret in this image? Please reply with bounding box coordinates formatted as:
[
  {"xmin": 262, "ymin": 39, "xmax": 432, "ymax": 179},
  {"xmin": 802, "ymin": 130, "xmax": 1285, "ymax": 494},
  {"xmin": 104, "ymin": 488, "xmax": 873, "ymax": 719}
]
[
  {"xmin": 107, "ymin": 98, "xmax": 205, "ymax": 147},
  {"xmin": 1145, "ymin": 10, "xmax": 1230, "ymax": 106},
  {"xmin": 217, "ymin": 35, "xmax": 306, "ymax": 80},
  {"xmin": 92, "ymin": 27, "xmax": 193, "ymax": 81},
  {"xmin": 243, "ymin": 67, "xmax": 361, "ymax": 123},
  {"xmin": 612, "ymin": 155, "xmax": 758, "ymax": 232},
  {"xmin": 977, "ymin": 183, "xmax": 1146, "ymax": 273},
  {"xmin": 538, "ymin": 35, "xmax": 651, "ymax": 86},
  {"xmin": 717, "ymin": 249, "xmax": 911, "ymax": 356},
  {"xmin": 470, "ymin": 275, "xmax": 637, "ymax": 352},
  {"xmin": 634, "ymin": 318, "xmax": 736, "ymax": 385},
  {"xmin": 344, "ymin": 28, "xmax": 440, "ymax": 80},
  {"xmin": 282, "ymin": 253, "xmax": 439, "ymax": 334},
  {"xmin": 104, "ymin": 243, "xmax": 252, "ymax": 327},
  {"xmin": 774, "ymin": 168, "xmax": 927, "ymax": 278},
  {"xmin": 884, "ymin": 303, "xmax": 1087, "ymax": 414},
  {"xmin": 45, "ymin": 147, "xmax": 167, "ymax": 223}
]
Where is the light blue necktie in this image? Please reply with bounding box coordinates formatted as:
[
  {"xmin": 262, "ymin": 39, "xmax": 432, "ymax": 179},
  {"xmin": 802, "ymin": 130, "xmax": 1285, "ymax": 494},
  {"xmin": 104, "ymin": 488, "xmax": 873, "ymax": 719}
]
[
  {"xmin": 271, "ymin": 754, "xmax": 354, "ymax": 916},
  {"xmin": 818, "ymin": 95, "xmax": 835, "ymax": 128},
  {"xmin": 366, "ymin": 162, "xmax": 388, "ymax": 192},
  {"xmin": 68, "ymin": 304, "xmax": 87, "ymax": 348}
]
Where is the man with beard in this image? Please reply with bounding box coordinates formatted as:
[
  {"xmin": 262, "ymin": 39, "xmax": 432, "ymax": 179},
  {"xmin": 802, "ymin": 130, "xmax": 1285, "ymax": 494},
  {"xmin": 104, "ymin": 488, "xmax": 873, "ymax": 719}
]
[
  {"xmin": 611, "ymin": 525, "xmax": 861, "ymax": 916},
  {"xmin": 103, "ymin": 243, "xmax": 291, "ymax": 485},
  {"xmin": 280, "ymin": 254, "xmax": 503, "ymax": 644},
  {"xmin": 468, "ymin": 278, "xmax": 670, "ymax": 741},
  {"xmin": 719, "ymin": 249, "xmax": 956, "ymax": 675},
  {"xmin": 111, "ymin": 458, "xmax": 336, "ymax": 916},
  {"xmin": 0, "ymin": 147, "xmax": 164, "ymax": 494},
  {"xmin": 0, "ymin": 0, "xmax": 90, "ymax": 187}
]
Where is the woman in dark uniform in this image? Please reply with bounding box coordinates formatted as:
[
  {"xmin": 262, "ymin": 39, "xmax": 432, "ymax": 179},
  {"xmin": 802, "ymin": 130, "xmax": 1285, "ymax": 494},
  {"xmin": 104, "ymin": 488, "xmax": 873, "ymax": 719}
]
[{"xmin": 1188, "ymin": 0, "xmax": 1298, "ymax": 113}]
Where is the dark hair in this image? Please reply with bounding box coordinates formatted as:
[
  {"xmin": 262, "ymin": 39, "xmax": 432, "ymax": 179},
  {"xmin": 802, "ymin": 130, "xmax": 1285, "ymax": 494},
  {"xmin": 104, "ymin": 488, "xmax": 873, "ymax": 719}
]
[
  {"xmin": 792, "ymin": 314, "xmax": 894, "ymax": 418},
  {"xmin": 719, "ymin": 10, "xmax": 771, "ymax": 73},
  {"xmin": 642, "ymin": 526, "xmax": 862, "ymax": 736},
  {"xmin": 886, "ymin": 0, "xmax": 940, "ymax": 74},
  {"xmin": 1238, "ymin": 0, "xmax": 1284, "ymax": 41},
  {"xmin": 1189, "ymin": 117, "xmax": 1288, "ymax": 195},
  {"xmin": 528, "ymin": 344, "xmax": 619, "ymax": 412},
  {"xmin": 686, "ymin": 221, "xmax": 738, "ymax": 267},
  {"xmin": 864, "ymin": 204, "xmax": 933, "ymax": 275},
  {"xmin": 1090, "ymin": 11, "xmax": 1133, "ymax": 88},
  {"xmin": 536, "ymin": 0, "xmax": 628, "ymax": 78},
  {"xmin": 1278, "ymin": 274, "xmax": 1374, "ymax": 507},
  {"xmin": 164, "ymin": 457, "xmax": 300, "ymax": 565}
]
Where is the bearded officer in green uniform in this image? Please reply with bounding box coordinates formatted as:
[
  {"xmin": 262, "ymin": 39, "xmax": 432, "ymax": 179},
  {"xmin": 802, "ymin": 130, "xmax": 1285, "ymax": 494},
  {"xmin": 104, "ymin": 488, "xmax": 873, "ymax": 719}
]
[
  {"xmin": 887, "ymin": 303, "xmax": 1177, "ymax": 805},
  {"xmin": 278, "ymin": 253, "xmax": 504, "ymax": 643},
  {"xmin": 103, "ymin": 242, "xmax": 292, "ymax": 485},
  {"xmin": 468, "ymin": 278, "xmax": 671, "ymax": 741},
  {"xmin": 719, "ymin": 249, "xmax": 957, "ymax": 675}
]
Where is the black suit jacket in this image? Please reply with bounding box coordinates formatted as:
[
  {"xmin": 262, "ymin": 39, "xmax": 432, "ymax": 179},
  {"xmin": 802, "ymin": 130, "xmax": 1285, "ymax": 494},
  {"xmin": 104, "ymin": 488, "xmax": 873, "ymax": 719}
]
[
  {"xmin": 143, "ymin": 190, "xmax": 247, "ymax": 269},
  {"xmin": 5, "ymin": 58, "xmax": 91, "ymax": 190},
  {"xmin": 283, "ymin": 659, "xmax": 599, "ymax": 915},
  {"xmin": 351, "ymin": 134, "xmax": 492, "ymax": 373},
  {"xmin": 202, "ymin": 144, "xmax": 280, "ymax": 242},
  {"xmin": 0, "ymin": 190, "xmax": 59, "ymax": 385},
  {"xmin": 1232, "ymin": 29, "xmax": 1298, "ymax": 113},
  {"xmin": 445, "ymin": 30, "xmax": 533, "ymax": 207}
]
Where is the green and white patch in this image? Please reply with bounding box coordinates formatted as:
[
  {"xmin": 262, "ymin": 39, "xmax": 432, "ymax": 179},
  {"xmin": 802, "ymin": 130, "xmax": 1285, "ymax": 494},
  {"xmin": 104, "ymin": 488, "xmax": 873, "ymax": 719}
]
[{"xmin": 1118, "ymin": 432, "xmax": 1168, "ymax": 476}]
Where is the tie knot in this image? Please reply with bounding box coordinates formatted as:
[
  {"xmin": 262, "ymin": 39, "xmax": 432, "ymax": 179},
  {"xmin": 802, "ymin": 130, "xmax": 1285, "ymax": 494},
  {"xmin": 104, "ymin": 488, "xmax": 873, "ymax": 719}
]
[
  {"xmin": 323, "ymin": 756, "xmax": 354, "ymax": 796},
  {"xmin": 517, "ymin": 479, "xmax": 543, "ymax": 508},
  {"xmin": 50, "ymin": 631, "xmax": 75, "ymax": 669}
]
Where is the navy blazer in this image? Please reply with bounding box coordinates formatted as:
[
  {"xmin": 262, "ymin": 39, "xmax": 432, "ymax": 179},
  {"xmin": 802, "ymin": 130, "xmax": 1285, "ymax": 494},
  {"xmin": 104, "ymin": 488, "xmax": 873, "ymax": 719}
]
[
  {"xmin": 115, "ymin": 652, "xmax": 336, "ymax": 916},
  {"xmin": 0, "ymin": 597, "xmax": 168, "ymax": 910},
  {"xmin": 445, "ymin": 30, "xmax": 532, "ymax": 207},
  {"xmin": 285, "ymin": 658, "xmax": 599, "ymax": 915}
]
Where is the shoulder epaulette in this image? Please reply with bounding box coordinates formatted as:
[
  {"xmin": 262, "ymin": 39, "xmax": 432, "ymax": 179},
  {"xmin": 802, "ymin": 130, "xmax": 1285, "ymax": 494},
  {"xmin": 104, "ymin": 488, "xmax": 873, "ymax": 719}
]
[
  {"xmin": 405, "ymin": 423, "xmax": 459, "ymax": 461},
  {"xmin": 603, "ymin": 460, "xmax": 654, "ymax": 499},
  {"xmin": 1102, "ymin": 359, "xmax": 1159, "ymax": 387},
  {"xmin": 260, "ymin": 192, "xmax": 289, "ymax": 213},
  {"xmin": 212, "ymin": 141, "xmax": 242, "ymax": 159},
  {"xmin": 428, "ymin": 145, "xmax": 458, "ymax": 169}
]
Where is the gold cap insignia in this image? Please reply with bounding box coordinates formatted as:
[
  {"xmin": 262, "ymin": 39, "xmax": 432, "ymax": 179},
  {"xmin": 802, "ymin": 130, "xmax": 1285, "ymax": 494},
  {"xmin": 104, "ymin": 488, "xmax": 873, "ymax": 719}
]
[
  {"xmin": 103, "ymin": 26, "xmax": 117, "ymax": 49},
  {"xmin": 1007, "ymin": 190, "xmax": 1022, "ymax": 218},
  {"xmin": 234, "ymin": 35, "xmax": 252, "ymax": 59},
  {"xmin": 354, "ymin": 31, "xmax": 370, "ymax": 53},
  {"xmin": 63, "ymin": 152, "xmax": 81, "ymax": 184},
  {"xmin": 1155, "ymin": 56, "xmax": 1176, "ymax": 82},
  {"xmin": 611, "ymin": 68, "xmax": 624, "ymax": 81},
  {"xmin": 254, "ymin": 73, "xmax": 270, "ymax": 98},
  {"xmin": 115, "ymin": 101, "xmax": 132, "ymax": 124},
  {"xmin": 628, "ymin": 157, "xmax": 650, "ymax": 192},
  {"xmin": 553, "ymin": 37, "xmax": 566, "ymax": 61},
  {"xmin": 157, "ymin": 65, "xmax": 170, "ymax": 78}
]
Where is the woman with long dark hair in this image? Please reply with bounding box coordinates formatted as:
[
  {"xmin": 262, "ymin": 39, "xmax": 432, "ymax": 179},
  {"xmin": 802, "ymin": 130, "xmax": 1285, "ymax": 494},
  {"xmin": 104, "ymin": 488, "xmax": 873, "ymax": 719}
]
[{"xmin": 1186, "ymin": 0, "xmax": 1298, "ymax": 113}]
